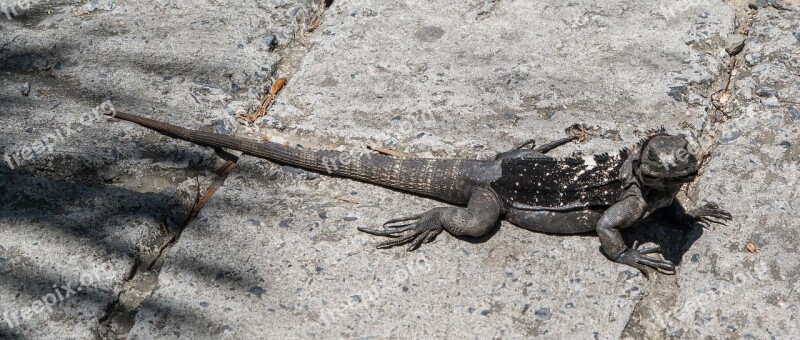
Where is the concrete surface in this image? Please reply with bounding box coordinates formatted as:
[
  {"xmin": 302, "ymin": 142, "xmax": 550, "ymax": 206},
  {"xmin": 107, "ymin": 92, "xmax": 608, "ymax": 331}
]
[
  {"xmin": 1, "ymin": 0, "xmax": 318, "ymax": 338},
  {"xmin": 1, "ymin": 0, "xmax": 798, "ymax": 339},
  {"xmin": 623, "ymin": 7, "xmax": 800, "ymax": 338}
]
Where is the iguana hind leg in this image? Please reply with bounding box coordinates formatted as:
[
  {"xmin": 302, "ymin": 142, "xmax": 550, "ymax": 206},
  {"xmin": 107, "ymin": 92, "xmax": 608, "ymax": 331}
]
[
  {"xmin": 358, "ymin": 187, "xmax": 501, "ymax": 250},
  {"xmin": 495, "ymin": 136, "xmax": 577, "ymax": 160},
  {"xmin": 534, "ymin": 136, "xmax": 578, "ymax": 153}
]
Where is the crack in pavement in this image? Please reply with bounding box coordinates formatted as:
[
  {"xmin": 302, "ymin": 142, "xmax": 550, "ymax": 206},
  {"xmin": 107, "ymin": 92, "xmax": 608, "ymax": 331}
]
[
  {"xmin": 620, "ymin": 2, "xmax": 761, "ymax": 338},
  {"xmin": 92, "ymin": 1, "xmax": 337, "ymax": 338}
]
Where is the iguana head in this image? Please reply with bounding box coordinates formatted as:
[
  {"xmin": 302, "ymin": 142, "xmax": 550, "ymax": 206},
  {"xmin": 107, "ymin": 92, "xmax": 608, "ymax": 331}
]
[{"xmin": 635, "ymin": 134, "xmax": 698, "ymax": 189}]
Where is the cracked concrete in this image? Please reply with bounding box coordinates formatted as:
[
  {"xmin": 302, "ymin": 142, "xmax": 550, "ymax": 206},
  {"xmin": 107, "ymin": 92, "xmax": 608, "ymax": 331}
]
[
  {"xmin": 1, "ymin": 0, "xmax": 319, "ymax": 338},
  {"xmin": 1, "ymin": 0, "xmax": 798, "ymax": 338},
  {"xmin": 621, "ymin": 3, "xmax": 800, "ymax": 338}
]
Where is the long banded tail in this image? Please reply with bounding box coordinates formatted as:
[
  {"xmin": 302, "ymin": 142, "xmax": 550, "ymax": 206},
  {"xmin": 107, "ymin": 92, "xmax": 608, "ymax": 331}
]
[{"xmin": 109, "ymin": 112, "xmax": 473, "ymax": 203}]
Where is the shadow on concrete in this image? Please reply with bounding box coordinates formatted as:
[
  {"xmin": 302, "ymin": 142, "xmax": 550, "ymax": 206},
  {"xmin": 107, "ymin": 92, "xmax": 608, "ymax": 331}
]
[
  {"xmin": 621, "ymin": 205, "xmax": 704, "ymax": 266},
  {"xmin": 0, "ymin": 170, "xmax": 228, "ymax": 336},
  {"xmin": 0, "ymin": 3, "xmax": 295, "ymax": 337}
]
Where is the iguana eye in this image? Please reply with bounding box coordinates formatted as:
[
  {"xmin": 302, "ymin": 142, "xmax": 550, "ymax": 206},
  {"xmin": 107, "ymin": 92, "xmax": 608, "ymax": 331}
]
[{"xmin": 648, "ymin": 148, "xmax": 660, "ymax": 162}]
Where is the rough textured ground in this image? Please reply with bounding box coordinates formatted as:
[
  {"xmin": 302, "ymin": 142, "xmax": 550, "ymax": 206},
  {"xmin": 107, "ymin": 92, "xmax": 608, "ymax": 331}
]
[
  {"xmin": 0, "ymin": 0, "xmax": 318, "ymax": 338},
  {"xmin": 621, "ymin": 6, "xmax": 800, "ymax": 338},
  {"xmin": 1, "ymin": 0, "xmax": 798, "ymax": 339}
]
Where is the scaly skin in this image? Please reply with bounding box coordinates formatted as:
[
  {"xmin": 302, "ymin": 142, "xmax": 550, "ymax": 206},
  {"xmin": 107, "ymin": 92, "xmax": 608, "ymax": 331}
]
[{"xmin": 108, "ymin": 112, "xmax": 731, "ymax": 276}]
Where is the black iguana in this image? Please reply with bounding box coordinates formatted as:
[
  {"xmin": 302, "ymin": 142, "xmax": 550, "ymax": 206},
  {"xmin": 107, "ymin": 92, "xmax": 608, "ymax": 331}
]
[{"xmin": 107, "ymin": 111, "xmax": 731, "ymax": 275}]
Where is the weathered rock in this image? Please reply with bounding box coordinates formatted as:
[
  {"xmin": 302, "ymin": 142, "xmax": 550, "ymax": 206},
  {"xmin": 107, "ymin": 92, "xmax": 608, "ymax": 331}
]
[{"xmin": 725, "ymin": 33, "xmax": 747, "ymax": 55}]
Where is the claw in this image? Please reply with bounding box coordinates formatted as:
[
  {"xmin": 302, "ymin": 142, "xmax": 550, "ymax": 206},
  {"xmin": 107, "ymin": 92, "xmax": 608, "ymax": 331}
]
[
  {"xmin": 635, "ymin": 264, "xmax": 653, "ymax": 280},
  {"xmin": 638, "ymin": 244, "xmax": 662, "ymax": 255},
  {"xmin": 534, "ymin": 136, "xmax": 578, "ymax": 154},
  {"xmin": 638, "ymin": 256, "xmax": 675, "ymax": 271},
  {"xmin": 617, "ymin": 241, "xmax": 676, "ymax": 277},
  {"xmin": 513, "ymin": 139, "xmax": 537, "ymax": 151},
  {"xmin": 361, "ymin": 210, "xmax": 445, "ymax": 251},
  {"xmin": 407, "ymin": 231, "xmax": 430, "ymax": 251},
  {"xmin": 358, "ymin": 227, "xmax": 406, "ymax": 237},
  {"xmin": 377, "ymin": 232, "xmax": 419, "ymax": 249},
  {"xmin": 685, "ymin": 203, "xmax": 733, "ymax": 229},
  {"xmin": 699, "ymin": 217, "xmax": 728, "ymax": 227},
  {"xmin": 383, "ymin": 214, "xmax": 424, "ymax": 227},
  {"xmin": 422, "ymin": 229, "xmax": 441, "ymax": 243}
]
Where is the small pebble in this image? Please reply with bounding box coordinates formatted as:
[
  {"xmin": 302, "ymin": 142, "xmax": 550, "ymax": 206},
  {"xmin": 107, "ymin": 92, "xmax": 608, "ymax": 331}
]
[
  {"xmin": 755, "ymin": 87, "xmax": 777, "ymax": 97},
  {"xmin": 21, "ymin": 82, "xmax": 30, "ymax": 96},
  {"xmin": 261, "ymin": 34, "xmax": 277, "ymax": 50},
  {"xmin": 535, "ymin": 307, "xmax": 551, "ymax": 321},
  {"xmin": 248, "ymin": 286, "xmax": 265, "ymax": 299},
  {"xmin": 724, "ymin": 34, "xmax": 746, "ymax": 56}
]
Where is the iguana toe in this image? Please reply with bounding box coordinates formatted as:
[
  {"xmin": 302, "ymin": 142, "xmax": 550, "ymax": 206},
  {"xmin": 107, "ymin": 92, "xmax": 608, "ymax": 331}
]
[
  {"xmin": 687, "ymin": 202, "xmax": 733, "ymax": 228},
  {"xmin": 616, "ymin": 241, "xmax": 676, "ymax": 277},
  {"xmin": 358, "ymin": 210, "xmax": 444, "ymax": 250}
]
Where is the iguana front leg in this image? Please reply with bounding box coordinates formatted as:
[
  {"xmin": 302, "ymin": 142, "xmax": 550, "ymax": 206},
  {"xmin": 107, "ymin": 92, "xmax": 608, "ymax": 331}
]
[
  {"xmin": 358, "ymin": 187, "xmax": 502, "ymax": 250},
  {"xmin": 664, "ymin": 200, "xmax": 732, "ymax": 229},
  {"xmin": 596, "ymin": 197, "xmax": 676, "ymax": 276}
]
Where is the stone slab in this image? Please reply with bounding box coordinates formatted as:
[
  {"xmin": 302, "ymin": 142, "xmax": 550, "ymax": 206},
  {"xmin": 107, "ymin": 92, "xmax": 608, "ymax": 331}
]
[
  {"xmin": 624, "ymin": 7, "xmax": 800, "ymax": 338},
  {"xmin": 130, "ymin": 0, "xmax": 740, "ymax": 338},
  {"xmin": 0, "ymin": 0, "xmax": 316, "ymax": 338}
]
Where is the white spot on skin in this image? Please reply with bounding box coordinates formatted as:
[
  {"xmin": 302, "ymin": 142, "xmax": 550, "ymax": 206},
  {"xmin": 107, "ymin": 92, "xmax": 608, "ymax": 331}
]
[
  {"xmin": 583, "ymin": 156, "xmax": 597, "ymax": 169},
  {"xmin": 573, "ymin": 169, "xmax": 586, "ymax": 181}
]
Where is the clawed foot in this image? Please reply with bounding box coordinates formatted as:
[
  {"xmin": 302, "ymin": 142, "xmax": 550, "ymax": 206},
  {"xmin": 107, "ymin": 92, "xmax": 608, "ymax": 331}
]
[
  {"xmin": 495, "ymin": 136, "xmax": 578, "ymax": 160},
  {"xmin": 615, "ymin": 241, "xmax": 675, "ymax": 278},
  {"xmin": 358, "ymin": 210, "xmax": 444, "ymax": 251},
  {"xmin": 685, "ymin": 202, "xmax": 733, "ymax": 229},
  {"xmin": 513, "ymin": 139, "xmax": 537, "ymax": 151}
]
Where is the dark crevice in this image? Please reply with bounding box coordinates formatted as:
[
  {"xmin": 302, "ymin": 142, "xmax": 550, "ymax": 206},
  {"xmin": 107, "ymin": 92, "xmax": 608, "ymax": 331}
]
[
  {"xmin": 323, "ymin": 0, "xmax": 334, "ymax": 8},
  {"xmin": 686, "ymin": 0, "xmax": 759, "ymax": 284},
  {"xmin": 95, "ymin": 255, "xmax": 141, "ymax": 337},
  {"xmin": 98, "ymin": 256, "xmax": 141, "ymax": 323},
  {"xmin": 684, "ymin": 3, "xmax": 756, "ymax": 197},
  {"xmin": 94, "ymin": 163, "xmax": 233, "ymax": 338},
  {"xmin": 92, "ymin": 199, "xmax": 192, "ymax": 337}
]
